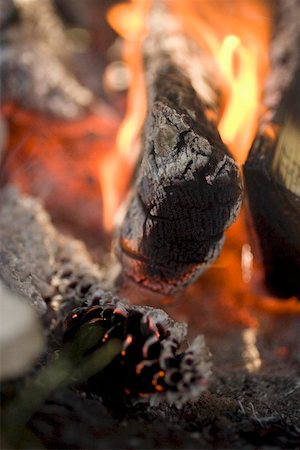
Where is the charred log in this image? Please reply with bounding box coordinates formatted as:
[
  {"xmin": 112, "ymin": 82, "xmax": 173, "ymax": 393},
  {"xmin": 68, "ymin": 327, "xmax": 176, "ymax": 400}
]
[
  {"xmin": 244, "ymin": 0, "xmax": 300, "ymax": 298},
  {"xmin": 116, "ymin": 3, "xmax": 242, "ymax": 294}
]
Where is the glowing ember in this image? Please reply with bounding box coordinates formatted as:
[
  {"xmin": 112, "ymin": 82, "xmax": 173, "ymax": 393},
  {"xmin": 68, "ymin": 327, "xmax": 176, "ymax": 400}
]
[
  {"xmin": 242, "ymin": 328, "xmax": 262, "ymax": 372},
  {"xmin": 1, "ymin": 103, "xmax": 119, "ymax": 237}
]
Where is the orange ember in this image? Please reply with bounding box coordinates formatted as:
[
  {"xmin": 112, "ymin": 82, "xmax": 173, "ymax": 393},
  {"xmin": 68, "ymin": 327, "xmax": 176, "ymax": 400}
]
[{"xmin": 1, "ymin": 102, "xmax": 119, "ymax": 237}]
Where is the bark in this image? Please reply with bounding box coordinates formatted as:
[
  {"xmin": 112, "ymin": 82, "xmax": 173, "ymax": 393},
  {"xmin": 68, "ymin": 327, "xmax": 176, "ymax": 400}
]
[
  {"xmin": 244, "ymin": 0, "xmax": 300, "ymax": 298},
  {"xmin": 116, "ymin": 2, "xmax": 242, "ymax": 294}
]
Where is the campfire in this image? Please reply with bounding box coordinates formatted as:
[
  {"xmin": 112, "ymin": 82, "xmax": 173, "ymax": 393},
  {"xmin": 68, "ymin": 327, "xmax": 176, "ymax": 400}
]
[{"xmin": 0, "ymin": 0, "xmax": 300, "ymax": 449}]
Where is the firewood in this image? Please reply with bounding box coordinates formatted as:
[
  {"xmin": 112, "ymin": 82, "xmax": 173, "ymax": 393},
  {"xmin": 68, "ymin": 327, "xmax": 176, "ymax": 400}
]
[
  {"xmin": 244, "ymin": 0, "xmax": 300, "ymax": 298},
  {"xmin": 116, "ymin": 3, "xmax": 242, "ymax": 294}
]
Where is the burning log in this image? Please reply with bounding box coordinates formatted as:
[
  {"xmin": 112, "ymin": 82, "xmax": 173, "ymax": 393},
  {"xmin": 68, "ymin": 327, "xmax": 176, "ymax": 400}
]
[
  {"xmin": 116, "ymin": 2, "xmax": 243, "ymax": 294},
  {"xmin": 244, "ymin": 0, "xmax": 300, "ymax": 298}
]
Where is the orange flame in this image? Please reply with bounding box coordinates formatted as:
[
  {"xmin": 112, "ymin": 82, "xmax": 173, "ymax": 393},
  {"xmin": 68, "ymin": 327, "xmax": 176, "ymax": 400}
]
[
  {"xmin": 167, "ymin": 0, "xmax": 271, "ymax": 163},
  {"xmin": 99, "ymin": 0, "xmax": 150, "ymax": 232},
  {"xmin": 107, "ymin": 1, "xmax": 150, "ymax": 158}
]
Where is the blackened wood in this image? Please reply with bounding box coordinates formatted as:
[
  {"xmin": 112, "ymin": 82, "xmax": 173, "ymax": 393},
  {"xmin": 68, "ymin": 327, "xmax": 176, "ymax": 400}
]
[
  {"xmin": 116, "ymin": 3, "xmax": 242, "ymax": 294},
  {"xmin": 244, "ymin": 0, "xmax": 300, "ymax": 298}
]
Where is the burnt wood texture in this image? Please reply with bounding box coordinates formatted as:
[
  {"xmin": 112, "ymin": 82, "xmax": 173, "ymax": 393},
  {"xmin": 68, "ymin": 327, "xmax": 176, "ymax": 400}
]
[
  {"xmin": 116, "ymin": 3, "xmax": 242, "ymax": 294},
  {"xmin": 244, "ymin": 0, "xmax": 300, "ymax": 298}
]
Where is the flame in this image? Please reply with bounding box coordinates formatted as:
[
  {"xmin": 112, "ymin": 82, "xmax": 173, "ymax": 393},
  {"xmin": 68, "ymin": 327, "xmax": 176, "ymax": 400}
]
[
  {"xmin": 217, "ymin": 34, "xmax": 260, "ymax": 162},
  {"xmin": 99, "ymin": 0, "xmax": 150, "ymax": 232},
  {"xmin": 107, "ymin": 1, "xmax": 150, "ymax": 158},
  {"xmin": 167, "ymin": 0, "xmax": 271, "ymax": 163}
]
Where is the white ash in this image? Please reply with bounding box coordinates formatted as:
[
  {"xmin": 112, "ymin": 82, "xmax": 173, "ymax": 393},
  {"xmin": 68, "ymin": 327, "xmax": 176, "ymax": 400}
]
[
  {"xmin": 147, "ymin": 104, "xmax": 212, "ymax": 186},
  {"xmin": 0, "ymin": 43, "xmax": 92, "ymax": 119},
  {"xmin": 0, "ymin": 0, "xmax": 92, "ymax": 119},
  {"xmin": 0, "ymin": 187, "xmax": 119, "ymax": 322}
]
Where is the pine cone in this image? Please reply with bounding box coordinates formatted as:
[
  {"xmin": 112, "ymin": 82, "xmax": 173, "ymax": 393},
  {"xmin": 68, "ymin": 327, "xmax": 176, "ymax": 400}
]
[{"xmin": 63, "ymin": 295, "xmax": 212, "ymax": 407}]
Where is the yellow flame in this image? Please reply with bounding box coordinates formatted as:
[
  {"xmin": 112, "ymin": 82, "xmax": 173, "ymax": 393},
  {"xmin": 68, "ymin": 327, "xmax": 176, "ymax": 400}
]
[
  {"xmin": 217, "ymin": 35, "xmax": 260, "ymax": 164},
  {"xmin": 168, "ymin": 0, "xmax": 270, "ymax": 162},
  {"xmin": 99, "ymin": 155, "xmax": 121, "ymax": 232},
  {"xmin": 108, "ymin": 1, "xmax": 149, "ymax": 161}
]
